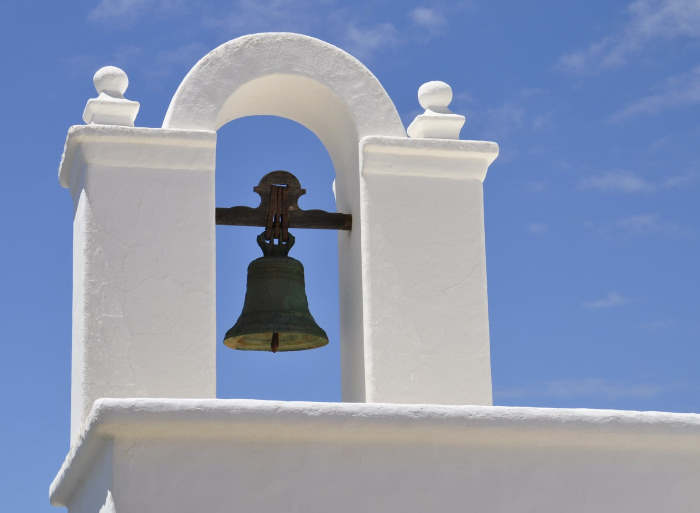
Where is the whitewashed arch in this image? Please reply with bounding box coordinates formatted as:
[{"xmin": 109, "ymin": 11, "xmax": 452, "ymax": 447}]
[
  {"xmin": 163, "ymin": 32, "xmax": 404, "ymax": 209},
  {"xmin": 163, "ymin": 32, "xmax": 405, "ymax": 401}
]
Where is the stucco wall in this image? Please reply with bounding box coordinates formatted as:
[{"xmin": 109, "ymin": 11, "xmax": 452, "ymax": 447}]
[
  {"xmin": 60, "ymin": 126, "xmax": 218, "ymax": 444},
  {"xmin": 51, "ymin": 399, "xmax": 700, "ymax": 513},
  {"xmin": 117, "ymin": 440, "xmax": 697, "ymax": 512},
  {"xmin": 65, "ymin": 440, "xmax": 113, "ymax": 513}
]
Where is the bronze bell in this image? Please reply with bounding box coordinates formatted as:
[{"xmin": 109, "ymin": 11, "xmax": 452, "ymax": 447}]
[{"xmin": 224, "ymin": 233, "xmax": 328, "ymax": 352}]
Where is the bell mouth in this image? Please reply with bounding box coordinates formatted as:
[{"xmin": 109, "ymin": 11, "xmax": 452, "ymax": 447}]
[{"xmin": 224, "ymin": 331, "xmax": 328, "ymax": 352}]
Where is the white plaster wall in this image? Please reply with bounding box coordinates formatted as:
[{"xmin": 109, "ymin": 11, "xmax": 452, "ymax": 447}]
[
  {"xmin": 71, "ymin": 187, "xmax": 89, "ymax": 445},
  {"xmin": 65, "ymin": 440, "xmax": 113, "ymax": 513},
  {"xmin": 60, "ymin": 126, "xmax": 217, "ymax": 443},
  {"xmin": 111, "ymin": 439, "xmax": 700, "ymax": 513},
  {"xmin": 51, "ymin": 400, "xmax": 700, "ymax": 513},
  {"xmin": 360, "ymin": 137, "xmax": 498, "ymax": 405}
]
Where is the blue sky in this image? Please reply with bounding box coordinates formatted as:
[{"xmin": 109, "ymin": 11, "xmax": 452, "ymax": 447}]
[{"xmin": 2, "ymin": 0, "xmax": 700, "ymax": 511}]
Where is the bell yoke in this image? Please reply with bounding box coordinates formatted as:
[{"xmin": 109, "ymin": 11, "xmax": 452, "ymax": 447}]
[{"xmin": 217, "ymin": 171, "xmax": 352, "ymax": 352}]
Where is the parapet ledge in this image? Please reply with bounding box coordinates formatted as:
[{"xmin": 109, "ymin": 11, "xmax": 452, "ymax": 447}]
[
  {"xmin": 58, "ymin": 125, "xmax": 217, "ymax": 189},
  {"xmin": 360, "ymin": 136, "xmax": 499, "ymax": 181},
  {"xmin": 50, "ymin": 398, "xmax": 700, "ymax": 507}
]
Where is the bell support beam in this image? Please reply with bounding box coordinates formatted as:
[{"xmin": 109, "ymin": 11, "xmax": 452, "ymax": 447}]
[
  {"xmin": 359, "ymin": 135, "xmax": 498, "ymax": 405},
  {"xmin": 215, "ymin": 207, "xmax": 351, "ymax": 231},
  {"xmin": 59, "ymin": 124, "xmax": 218, "ymax": 445},
  {"xmin": 216, "ymin": 170, "xmax": 352, "ymax": 231}
]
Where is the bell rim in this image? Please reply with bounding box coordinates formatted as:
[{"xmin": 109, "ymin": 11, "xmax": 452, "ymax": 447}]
[{"xmin": 223, "ymin": 332, "xmax": 328, "ymax": 352}]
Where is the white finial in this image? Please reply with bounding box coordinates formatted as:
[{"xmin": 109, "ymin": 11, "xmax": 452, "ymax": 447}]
[
  {"xmin": 93, "ymin": 66, "xmax": 129, "ymax": 98},
  {"xmin": 82, "ymin": 66, "xmax": 140, "ymax": 127},
  {"xmin": 418, "ymin": 81, "xmax": 453, "ymax": 112},
  {"xmin": 407, "ymin": 80, "xmax": 465, "ymax": 139}
]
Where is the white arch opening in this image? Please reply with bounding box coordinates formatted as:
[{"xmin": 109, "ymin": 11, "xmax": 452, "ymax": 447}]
[{"xmin": 163, "ymin": 32, "xmax": 405, "ymax": 401}]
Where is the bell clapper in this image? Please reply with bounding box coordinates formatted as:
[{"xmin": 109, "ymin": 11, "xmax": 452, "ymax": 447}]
[{"xmin": 271, "ymin": 332, "xmax": 280, "ymax": 353}]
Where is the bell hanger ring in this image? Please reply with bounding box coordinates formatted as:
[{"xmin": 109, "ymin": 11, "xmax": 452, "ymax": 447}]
[{"xmin": 257, "ymin": 232, "xmax": 295, "ymax": 257}]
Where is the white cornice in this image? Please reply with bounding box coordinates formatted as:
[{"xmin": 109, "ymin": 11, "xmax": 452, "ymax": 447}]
[
  {"xmin": 360, "ymin": 136, "xmax": 499, "ymax": 182},
  {"xmin": 50, "ymin": 398, "xmax": 700, "ymax": 506},
  {"xmin": 58, "ymin": 125, "xmax": 217, "ymax": 189}
]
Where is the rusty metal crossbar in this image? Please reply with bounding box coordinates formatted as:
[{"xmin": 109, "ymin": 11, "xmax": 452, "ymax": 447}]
[{"xmin": 215, "ymin": 170, "xmax": 352, "ymax": 232}]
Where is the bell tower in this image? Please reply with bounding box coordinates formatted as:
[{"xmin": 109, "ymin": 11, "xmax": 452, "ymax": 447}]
[
  {"xmin": 50, "ymin": 32, "xmax": 700, "ymax": 513},
  {"xmin": 60, "ymin": 33, "xmax": 497, "ymax": 446}
]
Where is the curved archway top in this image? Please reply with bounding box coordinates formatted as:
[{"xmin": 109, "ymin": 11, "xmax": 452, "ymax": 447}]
[{"xmin": 162, "ymin": 32, "xmax": 405, "ymax": 140}]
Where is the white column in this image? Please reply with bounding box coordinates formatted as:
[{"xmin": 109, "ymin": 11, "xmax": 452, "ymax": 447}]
[
  {"xmin": 359, "ymin": 81, "xmax": 498, "ymax": 405},
  {"xmin": 61, "ymin": 68, "xmax": 217, "ymax": 444}
]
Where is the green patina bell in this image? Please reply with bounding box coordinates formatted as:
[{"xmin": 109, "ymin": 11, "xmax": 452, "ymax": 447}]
[{"xmin": 224, "ymin": 233, "xmax": 328, "ymax": 352}]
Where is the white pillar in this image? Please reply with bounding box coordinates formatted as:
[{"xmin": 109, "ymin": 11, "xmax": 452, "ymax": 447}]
[
  {"xmin": 61, "ymin": 68, "xmax": 217, "ymax": 444},
  {"xmin": 360, "ymin": 81, "xmax": 498, "ymax": 405}
]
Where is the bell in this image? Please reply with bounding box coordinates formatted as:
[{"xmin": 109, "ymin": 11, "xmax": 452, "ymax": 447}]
[{"xmin": 224, "ymin": 233, "xmax": 328, "ymax": 352}]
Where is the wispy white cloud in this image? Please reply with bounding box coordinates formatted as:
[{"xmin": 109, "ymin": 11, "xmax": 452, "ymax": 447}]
[
  {"xmin": 469, "ymin": 88, "xmax": 550, "ymax": 143},
  {"xmin": 89, "ymin": 1, "xmax": 456, "ymax": 62},
  {"xmin": 111, "ymin": 44, "xmax": 143, "ymax": 65},
  {"xmin": 469, "ymin": 102, "xmax": 525, "ymax": 162},
  {"xmin": 583, "ymin": 291, "xmax": 629, "ymax": 309},
  {"xmin": 611, "ymin": 65, "xmax": 700, "ymax": 120},
  {"xmin": 65, "ymin": 45, "xmax": 143, "ymax": 79},
  {"xmin": 559, "ymin": 0, "xmax": 700, "ymax": 73},
  {"xmin": 614, "ymin": 213, "xmax": 692, "ymax": 236},
  {"xmin": 64, "ymin": 54, "xmax": 104, "ymax": 78},
  {"xmin": 482, "ymin": 102, "xmax": 525, "ymax": 137},
  {"xmin": 89, "ymin": 0, "xmax": 187, "ymax": 23},
  {"xmin": 192, "ymin": 1, "xmax": 405, "ymax": 61},
  {"xmin": 579, "ymin": 170, "xmax": 655, "ymax": 193},
  {"xmin": 203, "ymin": 0, "xmax": 326, "ymax": 34},
  {"xmin": 342, "ymin": 22, "xmax": 400, "ymax": 60},
  {"xmin": 497, "ymin": 378, "xmax": 664, "ymax": 400},
  {"xmin": 579, "ymin": 170, "xmax": 695, "ymax": 192},
  {"xmin": 642, "ymin": 319, "xmax": 675, "ymax": 329},
  {"xmin": 89, "ymin": 0, "xmax": 150, "ymax": 21},
  {"xmin": 519, "ymin": 87, "xmax": 547, "ymax": 99},
  {"xmin": 452, "ymin": 90, "xmax": 474, "ymax": 105},
  {"xmin": 526, "ymin": 222, "xmax": 548, "ymax": 234},
  {"xmin": 545, "ymin": 378, "xmax": 663, "ymax": 399},
  {"xmin": 531, "ymin": 113, "xmax": 552, "ymax": 130},
  {"xmin": 66, "ymin": 41, "xmax": 203, "ymax": 84},
  {"xmin": 211, "ymin": 1, "xmax": 402, "ymax": 60},
  {"xmin": 146, "ymin": 42, "xmax": 209, "ymax": 79},
  {"xmin": 409, "ymin": 7, "xmax": 447, "ymax": 33},
  {"xmin": 586, "ymin": 213, "xmax": 694, "ymax": 237},
  {"xmin": 662, "ymin": 173, "xmax": 696, "ymax": 188},
  {"xmin": 527, "ymin": 181, "xmax": 548, "ymax": 192},
  {"xmin": 617, "ymin": 213, "xmax": 662, "ymax": 233}
]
